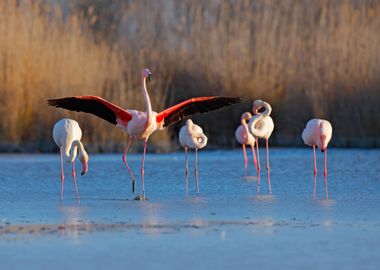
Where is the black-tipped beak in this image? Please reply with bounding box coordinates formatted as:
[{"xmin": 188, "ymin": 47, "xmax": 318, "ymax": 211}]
[
  {"xmin": 81, "ymin": 171, "xmax": 86, "ymax": 176},
  {"xmin": 148, "ymin": 74, "xmax": 152, "ymax": 81},
  {"xmin": 321, "ymin": 149, "xmax": 325, "ymax": 153}
]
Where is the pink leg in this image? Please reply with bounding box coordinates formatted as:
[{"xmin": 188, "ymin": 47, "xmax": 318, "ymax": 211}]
[
  {"xmin": 242, "ymin": 144, "xmax": 248, "ymax": 175},
  {"xmin": 71, "ymin": 162, "xmax": 80, "ymax": 204},
  {"xmin": 256, "ymin": 139, "xmax": 261, "ymax": 193},
  {"xmin": 324, "ymin": 149, "xmax": 328, "ymax": 199},
  {"xmin": 266, "ymin": 139, "xmax": 272, "ymax": 194},
  {"xmin": 251, "ymin": 144, "xmax": 258, "ymax": 174},
  {"xmin": 59, "ymin": 146, "xmax": 65, "ymax": 204},
  {"xmin": 195, "ymin": 148, "xmax": 199, "ymax": 195},
  {"xmin": 313, "ymin": 145, "xmax": 317, "ymax": 197},
  {"xmin": 140, "ymin": 139, "xmax": 148, "ymax": 198},
  {"xmin": 122, "ymin": 137, "xmax": 136, "ymax": 193},
  {"xmin": 185, "ymin": 147, "xmax": 189, "ymax": 194}
]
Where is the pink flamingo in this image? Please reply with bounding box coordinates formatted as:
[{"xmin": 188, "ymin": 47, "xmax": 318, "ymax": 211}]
[
  {"xmin": 179, "ymin": 119, "xmax": 208, "ymax": 195},
  {"xmin": 302, "ymin": 118, "xmax": 332, "ymax": 198},
  {"xmin": 248, "ymin": 100, "xmax": 274, "ymax": 194},
  {"xmin": 48, "ymin": 68, "xmax": 241, "ymax": 199},
  {"xmin": 235, "ymin": 112, "xmax": 258, "ymax": 176},
  {"xmin": 53, "ymin": 118, "xmax": 89, "ymax": 204}
]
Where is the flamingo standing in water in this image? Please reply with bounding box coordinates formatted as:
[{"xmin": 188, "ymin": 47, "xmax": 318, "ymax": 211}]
[
  {"xmin": 179, "ymin": 119, "xmax": 208, "ymax": 195},
  {"xmin": 248, "ymin": 100, "xmax": 274, "ymax": 194},
  {"xmin": 48, "ymin": 68, "xmax": 241, "ymax": 199},
  {"xmin": 53, "ymin": 118, "xmax": 89, "ymax": 204},
  {"xmin": 302, "ymin": 118, "xmax": 332, "ymax": 198},
  {"xmin": 235, "ymin": 112, "xmax": 258, "ymax": 176}
]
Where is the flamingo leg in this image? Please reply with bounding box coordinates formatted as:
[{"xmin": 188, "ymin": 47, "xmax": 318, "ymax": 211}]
[
  {"xmin": 59, "ymin": 146, "xmax": 65, "ymax": 204},
  {"xmin": 122, "ymin": 137, "xmax": 136, "ymax": 193},
  {"xmin": 266, "ymin": 139, "xmax": 272, "ymax": 194},
  {"xmin": 195, "ymin": 148, "xmax": 200, "ymax": 195},
  {"xmin": 324, "ymin": 149, "xmax": 329, "ymax": 199},
  {"xmin": 71, "ymin": 162, "xmax": 80, "ymax": 204},
  {"xmin": 242, "ymin": 144, "xmax": 248, "ymax": 175},
  {"xmin": 141, "ymin": 139, "xmax": 148, "ymax": 199},
  {"xmin": 251, "ymin": 144, "xmax": 258, "ymax": 175},
  {"xmin": 185, "ymin": 147, "xmax": 189, "ymax": 194},
  {"xmin": 256, "ymin": 138, "xmax": 261, "ymax": 193},
  {"xmin": 313, "ymin": 145, "xmax": 317, "ymax": 197}
]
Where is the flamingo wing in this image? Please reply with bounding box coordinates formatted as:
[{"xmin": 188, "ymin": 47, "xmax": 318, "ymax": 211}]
[
  {"xmin": 48, "ymin": 96, "xmax": 132, "ymax": 125},
  {"xmin": 156, "ymin": 96, "xmax": 242, "ymax": 128}
]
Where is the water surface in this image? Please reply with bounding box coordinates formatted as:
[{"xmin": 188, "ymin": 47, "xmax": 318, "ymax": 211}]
[{"xmin": 1, "ymin": 149, "xmax": 379, "ymax": 269}]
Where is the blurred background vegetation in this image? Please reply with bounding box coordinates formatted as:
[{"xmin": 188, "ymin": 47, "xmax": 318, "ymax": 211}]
[{"xmin": 0, "ymin": 0, "xmax": 379, "ymax": 152}]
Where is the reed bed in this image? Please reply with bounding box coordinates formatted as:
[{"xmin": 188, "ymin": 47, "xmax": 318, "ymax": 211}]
[{"xmin": 0, "ymin": 0, "xmax": 379, "ymax": 152}]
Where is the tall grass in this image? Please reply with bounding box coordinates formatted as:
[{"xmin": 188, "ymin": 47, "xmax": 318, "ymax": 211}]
[{"xmin": 0, "ymin": 0, "xmax": 379, "ymax": 152}]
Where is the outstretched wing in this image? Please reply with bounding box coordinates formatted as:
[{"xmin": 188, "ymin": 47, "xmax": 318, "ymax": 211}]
[
  {"xmin": 156, "ymin": 96, "xmax": 242, "ymax": 128},
  {"xmin": 48, "ymin": 96, "xmax": 132, "ymax": 125}
]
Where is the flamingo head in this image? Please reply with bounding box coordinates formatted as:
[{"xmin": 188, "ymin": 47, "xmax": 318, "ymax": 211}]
[
  {"xmin": 142, "ymin": 68, "xmax": 152, "ymax": 81},
  {"xmin": 318, "ymin": 121, "xmax": 332, "ymax": 152},
  {"xmin": 80, "ymin": 151, "xmax": 89, "ymax": 176},
  {"xmin": 241, "ymin": 112, "xmax": 252, "ymax": 122},
  {"xmin": 186, "ymin": 119, "xmax": 193, "ymax": 126},
  {"xmin": 252, "ymin": 100, "xmax": 264, "ymax": 114}
]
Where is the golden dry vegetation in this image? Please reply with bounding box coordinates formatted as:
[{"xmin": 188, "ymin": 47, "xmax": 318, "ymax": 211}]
[{"xmin": 0, "ymin": 0, "xmax": 379, "ymax": 152}]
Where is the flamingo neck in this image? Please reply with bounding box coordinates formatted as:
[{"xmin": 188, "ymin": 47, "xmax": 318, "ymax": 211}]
[
  {"xmin": 250, "ymin": 112, "xmax": 265, "ymax": 134},
  {"xmin": 241, "ymin": 116, "xmax": 250, "ymax": 135},
  {"xmin": 142, "ymin": 77, "xmax": 153, "ymax": 121},
  {"xmin": 72, "ymin": 140, "xmax": 89, "ymax": 174},
  {"xmin": 63, "ymin": 141, "xmax": 78, "ymax": 163},
  {"xmin": 261, "ymin": 102, "xmax": 272, "ymax": 116}
]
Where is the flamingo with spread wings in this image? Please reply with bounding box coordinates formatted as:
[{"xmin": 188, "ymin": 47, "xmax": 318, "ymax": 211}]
[{"xmin": 48, "ymin": 68, "xmax": 241, "ymax": 199}]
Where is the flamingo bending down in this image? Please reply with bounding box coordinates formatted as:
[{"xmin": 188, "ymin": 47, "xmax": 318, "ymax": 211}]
[
  {"xmin": 301, "ymin": 118, "xmax": 332, "ymax": 198},
  {"xmin": 248, "ymin": 100, "xmax": 274, "ymax": 194},
  {"xmin": 179, "ymin": 119, "xmax": 208, "ymax": 195},
  {"xmin": 48, "ymin": 68, "xmax": 241, "ymax": 199},
  {"xmin": 52, "ymin": 118, "xmax": 89, "ymax": 204},
  {"xmin": 235, "ymin": 112, "xmax": 258, "ymax": 176}
]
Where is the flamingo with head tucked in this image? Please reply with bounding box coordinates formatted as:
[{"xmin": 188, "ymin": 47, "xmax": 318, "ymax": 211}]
[
  {"xmin": 53, "ymin": 118, "xmax": 89, "ymax": 204},
  {"xmin": 48, "ymin": 68, "xmax": 241, "ymax": 199},
  {"xmin": 235, "ymin": 112, "xmax": 258, "ymax": 176},
  {"xmin": 179, "ymin": 119, "xmax": 208, "ymax": 195},
  {"xmin": 248, "ymin": 100, "xmax": 274, "ymax": 194},
  {"xmin": 302, "ymin": 118, "xmax": 332, "ymax": 198}
]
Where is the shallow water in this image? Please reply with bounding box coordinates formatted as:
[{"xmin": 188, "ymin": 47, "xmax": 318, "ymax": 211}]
[{"xmin": 1, "ymin": 148, "xmax": 380, "ymax": 270}]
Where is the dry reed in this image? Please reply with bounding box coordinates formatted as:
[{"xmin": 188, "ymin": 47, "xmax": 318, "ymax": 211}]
[{"xmin": 0, "ymin": 0, "xmax": 379, "ymax": 152}]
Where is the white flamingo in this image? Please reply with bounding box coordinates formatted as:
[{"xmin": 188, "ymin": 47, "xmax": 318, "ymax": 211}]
[
  {"xmin": 248, "ymin": 100, "xmax": 274, "ymax": 194},
  {"xmin": 48, "ymin": 68, "xmax": 241, "ymax": 199},
  {"xmin": 302, "ymin": 118, "xmax": 332, "ymax": 198},
  {"xmin": 52, "ymin": 118, "xmax": 89, "ymax": 204},
  {"xmin": 179, "ymin": 119, "xmax": 208, "ymax": 195},
  {"xmin": 235, "ymin": 112, "xmax": 258, "ymax": 176}
]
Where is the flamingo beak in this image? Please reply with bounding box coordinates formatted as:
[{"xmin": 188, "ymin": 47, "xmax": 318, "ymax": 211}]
[
  {"xmin": 148, "ymin": 74, "xmax": 152, "ymax": 81},
  {"xmin": 81, "ymin": 162, "xmax": 88, "ymax": 176}
]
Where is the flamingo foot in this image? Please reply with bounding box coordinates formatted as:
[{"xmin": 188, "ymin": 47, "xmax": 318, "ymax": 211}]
[{"xmin": 134, "ymin": 194, "xmax": 148, "ymax": 201}]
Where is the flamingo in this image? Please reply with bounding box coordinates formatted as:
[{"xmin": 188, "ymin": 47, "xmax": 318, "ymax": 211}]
[
  {"xmin": 301, "ymin": 118, "xmax": 332, "ymax": 198},
  {"xmin": 52, "ymin": 118, "xmax": 89, "ymax": 204},
  {"xmin": 235, "ymin": 112, "xmax": 258, "ymax": 176},
  {"xmin": 48, "ymin": 68, "xmax": 241, "ymax": 199},
  {"xmin": 248, "ymin": 100, "xmax": 274, "ymax": 194},
  {"xmin": 179, "ymin": 119, "xmax": 208, "ymax": 195}
]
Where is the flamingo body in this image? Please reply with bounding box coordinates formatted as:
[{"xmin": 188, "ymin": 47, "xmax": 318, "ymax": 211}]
[
  {"xmin": 302, "ymin": 119, "xmax": 332, "ymax": 151},
  {"xmin": 248, "ymin": 100, "xmax": 274, "ymax": 139},
  {"xmin": 48, "ymin": 68, "xmax": 241, "ymax": 198},
  {"xmin": 179, "ymin": 119, "xmax": 208, "ymax": 150},
  {"xmin": 179, "ymin": 119, "xmax": 208, "ymax": 194},
  {"xmin": 52, "ymin": 118, "xmax": 89, "ymax": 203}
]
